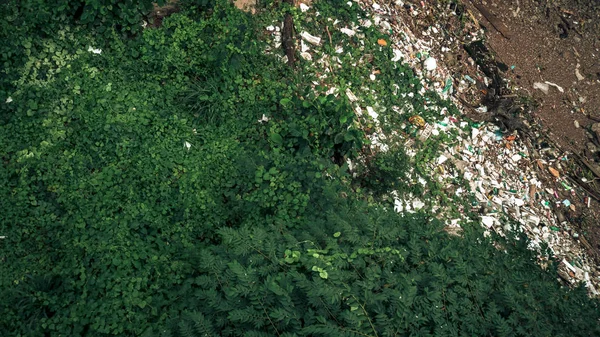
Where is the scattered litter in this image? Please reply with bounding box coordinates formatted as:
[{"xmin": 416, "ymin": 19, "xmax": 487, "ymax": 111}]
[
  {"xmin": 413, "ymin": 199, "xmax": 425, "ymax": 210},
  {"xmin": 301, "ymin": 31, "xmax": 321, "ymax": 45},
  {"xmin": 340, "ymin": 28, "xmax": 356, "ymax": 36},
  {"xmin": 563, "ymin": 259, "xmax": 577, "ymax": 273},
  {"xmin": 345, "ymin": 89, "xmax": 358, "ymax": 102},
  {"xmin": 533, "ymin": 82, "xmax": 549, "ymax": 94},
  {"xmin": 424, "ymin": 57, "xmax": 437, "ymax": 71},
  {"xmin": 258, "ymin": 114, "xmax": 270, "ymax": 123},
  {"xmin": 575, "ymin": 64, "xmax": 584, "ymax": 81},
  {"xmin": 366, "ymin": 106, "xmax": 378, "ymax": 120},
  {"xmin": 377, "ymin": 39, "xmax": 387, "ymax": 46},
  {"xmin": 464, "ymin": 75, "xmax": 476, "ymax": 84},
  {"xmin": 442, "ymin": 77, "xmax": 453, "ymax": 94},
  {"xmin": 300, "ymin": 52, "xmax": 312, "ymax": 60},
  {"xmin": 301, "ymin": 40, "xmax": 309, "ymax": 53},
  {"xmin": 481, "ymin": 216, "xmax": 496, "ymax": 228},
  {"xmin": 409, "ymin": 115, "xmax": 426, "ymax": 128},
  {"xmin": 391, "ymin": 49, "xmax": 403, "ymax": 62},
  {"xmin": 299, "ymin": 3, "xmax": 310, "ymax": 12},
  {"xmin": 184, "ymin": 141, "xmax": 192, "ymax": 150},
  {"xmin": 5, "ymin": 97, "xmax": 12, "ymax": 103},
  {"xmin": 544, "ymin": 81, "xmax": 564, "ymax": 93},
  {"xmin": 419, "ymin": 123, "xmax": 433, "ymax": 141},
  {"xmin": 548, "ymin": 167, "xmax": 560, "ymax": 178},
  {"xmin": 87, "ymin": 46, "xmax": 102, "ymax": 54}
]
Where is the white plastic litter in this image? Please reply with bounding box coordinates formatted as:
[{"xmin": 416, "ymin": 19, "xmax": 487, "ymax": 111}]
[
  {"xmin": 258, "ymin": 114, "xmax": 270, "ymax": 123},
  {"xmin": 87, "ymin": 46, "xmax": 102, "ymax": 54},
  {"xmin": 301, "ymin": 31, "xmax": 321, "ymax": 45},
  {"xmin": 301, "ymin": 40, "xmax": 310, "ymax": 53},
  {"xmin": 345, "ymin": 89, "xmax": 358, "ymax": 102},
  {"xmin": 300, "ymin": 52, "xmax": 312, "ymax": 60},
  {"xmin": 366, "ymin": 106, "xmax": 378, "ymax": 120},
  {"xmin": 533, "ymin": 82, "xmax": 549, "ymax": 94},
  {"xmin": 544, "ymin": 81, "xmax": 564, "ymax": 93},
  {"xmin": 391, "ymin": 49, "xmax": 403, "ymax": 62},
  {"xmin": 575, "ymin": 64, "xmax": 584, "ymax": 81},
  {"xmin": 481, "ymin": 216, "xmax": 496, "ymax": 228},
  {"xmin": 340, "ymin": 28, "xmax": 356, "ymax": 36},
  {"xmin": 412, "ymin": 199, "xmax": 425, "ymax": 210},
  {"xmin": 424, "ymin": 57, "xmax": 437, "ymax": 71}
]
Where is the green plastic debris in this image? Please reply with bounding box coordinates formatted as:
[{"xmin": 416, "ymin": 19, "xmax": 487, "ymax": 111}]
[
  {"xmin": 464, "ymin": 75, "xmax": 476, "ymax": 84},
  {"xmin": 442, "ymin": 77, "xmax": 453, "ymax": 93}
]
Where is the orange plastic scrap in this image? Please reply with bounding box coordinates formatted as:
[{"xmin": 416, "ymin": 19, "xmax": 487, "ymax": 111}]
[
  {"xmin": 536, "ymin": 159, "xmax": 544, "ymax": 171},
  {"xmin": 548, "ymin": 167, "xmax": 560, "ymax": 178},
  {"xmin": 377, "ymin": 39, "xmax": 387, "ymax": 46},
  {"xmin": 504, "ymin": 135, "xmax": 517, "ymax": 141}
]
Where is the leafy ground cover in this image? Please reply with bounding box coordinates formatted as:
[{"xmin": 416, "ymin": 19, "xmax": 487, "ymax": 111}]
[{"xmin": 1, "ymin": 0, "xmax": 599, "ymax": 336}]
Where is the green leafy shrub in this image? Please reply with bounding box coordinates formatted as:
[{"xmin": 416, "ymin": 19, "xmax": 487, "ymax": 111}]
[{"xmin": 163, "ymin": 209, "xmax": 600, "ymax": 337}]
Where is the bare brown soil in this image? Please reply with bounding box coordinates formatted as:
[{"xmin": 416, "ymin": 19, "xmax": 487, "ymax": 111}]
[{"xmin": 469, "ymin": 0, "xmax": 600, "ymax": 152}]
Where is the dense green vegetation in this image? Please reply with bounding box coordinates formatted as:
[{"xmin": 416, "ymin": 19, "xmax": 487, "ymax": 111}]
[{"xmin": 1, "ymin": 0, "xmax": 599, "ymax": 336}]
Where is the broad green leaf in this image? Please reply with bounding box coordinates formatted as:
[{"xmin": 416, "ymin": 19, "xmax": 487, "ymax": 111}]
[{"xmin": 270, "ymin": 133, "xmax": 283, "ymax": 144}]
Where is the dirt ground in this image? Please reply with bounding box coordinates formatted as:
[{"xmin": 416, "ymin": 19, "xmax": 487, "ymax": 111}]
[{"xmin": 470, "ymin": 0, "xmax": 600, "ymax": 156}]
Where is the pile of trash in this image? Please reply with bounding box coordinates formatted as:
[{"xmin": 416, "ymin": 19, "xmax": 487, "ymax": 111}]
[
  {"xmin": 263, "ymin": 0, "xmax": 600, "ymax": 296},
  {"xmin": 360, "ymin": 0, "xmax": 600, "ymax": 295},
  {"xmin": 434, "ymin": 121, "xmax": 598, "ymax": 296}
]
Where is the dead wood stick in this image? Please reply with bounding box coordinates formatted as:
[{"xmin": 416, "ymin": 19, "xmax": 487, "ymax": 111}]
[{"xmin": 470, "ymin": 0, "xmax": 512, "ymax": 39}]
